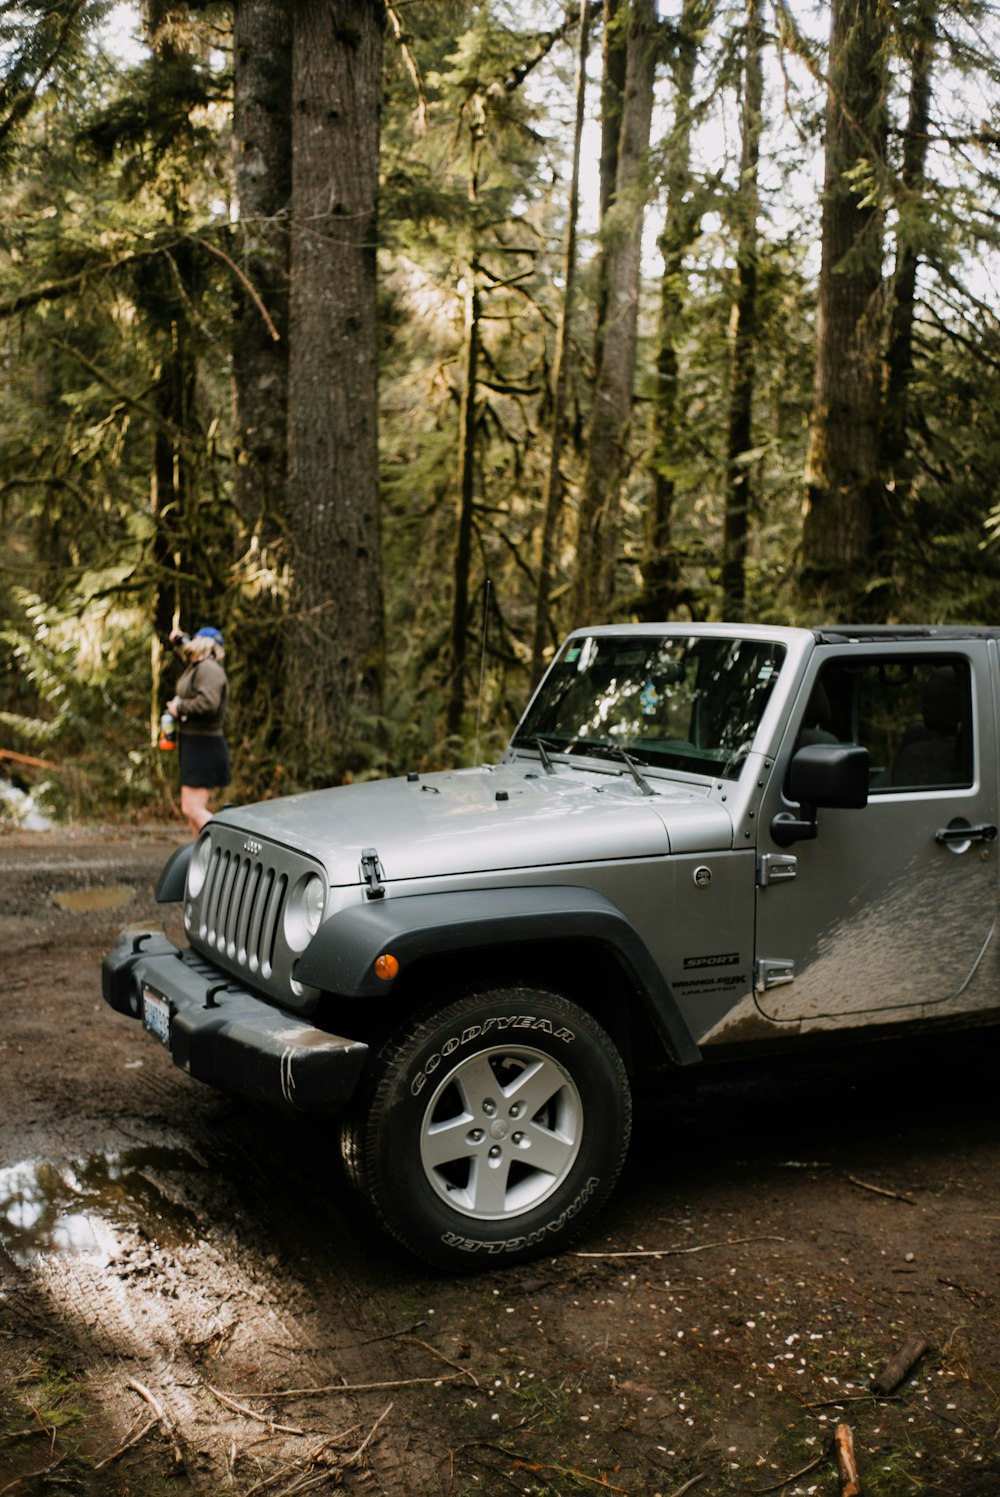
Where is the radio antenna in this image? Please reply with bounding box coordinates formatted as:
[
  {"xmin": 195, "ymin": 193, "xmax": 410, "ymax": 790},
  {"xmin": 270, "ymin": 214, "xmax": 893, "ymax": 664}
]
[{"xmin": 472, "ymin": 577, "xmax": 492, "ymax": 767}]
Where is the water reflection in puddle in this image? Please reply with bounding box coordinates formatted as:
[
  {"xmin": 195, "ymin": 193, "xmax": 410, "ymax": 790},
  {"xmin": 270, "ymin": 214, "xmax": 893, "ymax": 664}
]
[
  {"xmin": 0, "ymin": 1147, "xmax": 203, "ymax": 1267},
  {"xmin": 52, "ymin": 885, "xmax": 135, "ymax": 913}
]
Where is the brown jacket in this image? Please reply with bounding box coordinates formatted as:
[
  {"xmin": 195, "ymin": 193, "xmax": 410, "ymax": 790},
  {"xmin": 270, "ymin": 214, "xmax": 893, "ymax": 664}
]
[{"xmin": 174, "ymin": 657, "xmax": 230, "ymax": 737}]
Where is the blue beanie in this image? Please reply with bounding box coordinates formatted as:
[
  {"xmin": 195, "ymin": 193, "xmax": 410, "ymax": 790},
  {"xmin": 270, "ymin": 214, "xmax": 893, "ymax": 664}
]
[{"xmin": 194, "ymin": 626, "xmax": 224, "ymax": 646}]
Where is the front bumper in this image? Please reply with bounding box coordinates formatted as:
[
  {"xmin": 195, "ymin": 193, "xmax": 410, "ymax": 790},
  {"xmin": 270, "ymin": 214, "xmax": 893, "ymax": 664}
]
[{"xmin": 102, "ymin": 929, "xmax": 369, "ymax": 1113}]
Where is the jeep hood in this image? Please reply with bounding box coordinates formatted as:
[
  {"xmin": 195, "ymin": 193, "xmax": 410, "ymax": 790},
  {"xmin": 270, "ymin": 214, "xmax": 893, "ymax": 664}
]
[{"xmin": 216, "ymin": 765, "xmax": 734, "ymax": 886}]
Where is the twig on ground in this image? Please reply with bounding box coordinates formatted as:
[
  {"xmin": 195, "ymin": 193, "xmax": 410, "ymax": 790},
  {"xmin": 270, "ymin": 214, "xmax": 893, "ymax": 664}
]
[
  {"xmin": 206, "ymin": 1383, "xmax": 307, "ymax": 1435},
  {"xmin": 573, "ymin": 1235, "xmax": 786, "ymax": 1259},
  {"xmin": 94, "ymin": 1418, "xmax": 158, "ymax": 1470},
  {"xmin": 754, "ymin": 1448, "xmax": 829, "ymax": 1494},
  {"xmin": 341, "ymin": 1402, "xmax": 392, "ymax": 1470},
  {"xmin": 264, "ymin": 1372, "xmax": 466, "ymax": 1399},
  {"xmin": 510, "ymin": 1457, "xmax": 627, "ymax": 1492},
  {"xmin": 835, "ymin": 1422, "xmax": 861, "ymax": 1496},
  {"xmin": 396, "ymin": 1334, "xmax": 481, "ymax": 1387},
  {"xmin": 239, "ymin": 1405, "xmax": 392, "ymax": 1497},
  {"xmin": 667, "ymin": 1476, "xmax": 705, "ymax": 1497},
  {"xmin": 462, "ymin": 1442, "xmax": 626, "ymax": 1494},
  {"xmin": 846, "ymin": 1174, "xmax": 916, "ymax": 1205},
  {"xmin": 127, "ymin": 1378, "xmax": 184, "ymax": 1465},
  {"xmin": 0, "ymin": 1454, "xmax": 66, "ymax": 1495}
]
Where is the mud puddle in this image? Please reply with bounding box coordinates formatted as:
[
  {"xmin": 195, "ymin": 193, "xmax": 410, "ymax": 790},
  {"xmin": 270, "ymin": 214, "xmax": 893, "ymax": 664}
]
[
  {"xmin": 52, "ymin": 884, "xmax": 135, "ymax": 913},
  {"xmin": 0, "ymin": 1145, "xmax": 203, "ymax": 1266}
]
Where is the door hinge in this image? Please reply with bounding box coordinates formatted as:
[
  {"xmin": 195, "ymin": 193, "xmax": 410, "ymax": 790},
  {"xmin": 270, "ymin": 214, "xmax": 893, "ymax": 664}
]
[
  {"xmin": 360, "ymin": 847, "xmax": 385, "ymax": 900},
  {"xmin": 755, "ymin": 957, "xmax": 795, "ymax": 992},
  {"xmin": 756, "ymin": 853, "xmax": 798, "ymax": 887}
]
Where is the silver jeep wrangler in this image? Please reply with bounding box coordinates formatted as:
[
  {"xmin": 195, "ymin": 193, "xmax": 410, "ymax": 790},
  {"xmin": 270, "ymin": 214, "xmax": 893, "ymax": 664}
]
[{"xmin": 103, "ymin": 624, "xmax": 1000, "ymax": 1268}]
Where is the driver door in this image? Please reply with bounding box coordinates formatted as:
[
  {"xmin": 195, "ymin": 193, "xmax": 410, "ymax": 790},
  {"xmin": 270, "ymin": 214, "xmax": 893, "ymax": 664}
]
[{"xmin": 754, "ymin": 644, "xmax": 998, "ymax": 1025}]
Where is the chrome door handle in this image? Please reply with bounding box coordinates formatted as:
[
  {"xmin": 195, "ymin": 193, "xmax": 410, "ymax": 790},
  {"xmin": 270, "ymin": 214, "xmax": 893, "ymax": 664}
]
[{"xmin": 934, "ymin": 823, "xmax": 998, "ymax": 845}]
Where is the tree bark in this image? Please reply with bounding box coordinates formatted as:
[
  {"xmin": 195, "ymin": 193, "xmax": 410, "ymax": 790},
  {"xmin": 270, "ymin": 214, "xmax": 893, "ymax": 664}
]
[
  {"xmin": 286, "ymin": 0, "xmax": 385, "ymax": 779},
  {"xmin": 638, "ymin": 0, "xmax": 712, "ymax": 622},
  {"xmin": 800, "ymin": 0, "xmax": 888, "ymax": 613},
  {"xmin": 232, "ymin": 0, "xmax": 291, "ymax": 538},
  {"xmin": 876, "ymin": 0, "xmax": 935, "ymax": 613},
  {"xmin": 446, "ymin": 270, "xmax": 481, "ymax": 739},
  {"xmin": 722, "ymin": 0, "xmax": 763, "ymax": 617},
  {"xmin": 530, "ymin": 1, "xmax": 591, "ymax": 686},
  {"xmin": 231, "ymin": 0, "xmax": 292, "ymax": 750},
  {"xmin": 574, "ymin": 0, "xmax": 657, "ymax": 622}
]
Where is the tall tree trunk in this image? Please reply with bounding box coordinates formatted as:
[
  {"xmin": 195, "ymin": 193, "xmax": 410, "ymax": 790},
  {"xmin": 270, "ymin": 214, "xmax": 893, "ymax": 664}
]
[
  {"xmin": 530, "ymin": 1, "xmax": 590, "ymax": 686},
  {"xmin": 595, "ymin": 0, "xmax": 628, "ymax": 341},
  {"xmin": 232, "ymin": 0, "xmax": 290, "ymax": 536},
  {"xmin": 141, "ymin": 0, "xmax": 201, "ymax": 735},
  {"xmin": 877, "ymin": 0, "xmax": 935, "ymax": 612},
  {"xmin": 638, "ymin": 0, "xmax": 712, "ymax": 622},
  {"xmin": 286, "ymin": 0, "xmax": 385, "ymax": 780},
  {"xmin": 231, "ymin": 0, "xmax": 292, "ymax": 753},
  {"xmin": 447, "ymin": 270, "xmax": 481, "ymax": 738},
  {"xmin": 574, "ymin": 0, "xmax": 657, "ymax": 622},
  {"xmin": 800, "ymin": 0, "xmax": 888, "ymax": 613},
  {"xmin": 722, "ymin": 0, "xmax": 763, "ymax": 617}
]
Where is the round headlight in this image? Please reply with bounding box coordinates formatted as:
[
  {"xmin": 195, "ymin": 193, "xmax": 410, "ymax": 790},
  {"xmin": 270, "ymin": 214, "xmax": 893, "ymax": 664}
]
[
  {"xmin": 284, "ymin": 873, "xmax": 327, "ymax": 952},
  {"xmin": 188, "ymin": 833, "xmax": 212, "ymax": 898}
]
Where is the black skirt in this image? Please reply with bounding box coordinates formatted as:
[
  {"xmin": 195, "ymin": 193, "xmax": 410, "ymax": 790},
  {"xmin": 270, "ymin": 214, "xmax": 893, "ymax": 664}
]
[{"xmin": 179, "ymin": 732, "xmax": 231, "ymax": 789}]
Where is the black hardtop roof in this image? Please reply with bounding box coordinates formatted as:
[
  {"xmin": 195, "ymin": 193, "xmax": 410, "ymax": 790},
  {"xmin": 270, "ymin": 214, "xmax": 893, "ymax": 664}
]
[{"xmin": 814, "ymin": 625, "xmax": 1000, "ymax": 644}]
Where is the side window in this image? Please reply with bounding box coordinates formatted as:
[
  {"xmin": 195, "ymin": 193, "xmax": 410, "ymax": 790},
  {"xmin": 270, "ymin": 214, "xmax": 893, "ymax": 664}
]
[{"xmin": 797, "ymin": 656, "xmax": 973, "ymax": 792}]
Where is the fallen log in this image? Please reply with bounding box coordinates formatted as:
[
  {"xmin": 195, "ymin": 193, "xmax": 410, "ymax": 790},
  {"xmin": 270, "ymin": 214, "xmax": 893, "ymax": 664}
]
[{"xmin": 872, "ymin": 1337, "xmax": 929, "ymax": 1396}]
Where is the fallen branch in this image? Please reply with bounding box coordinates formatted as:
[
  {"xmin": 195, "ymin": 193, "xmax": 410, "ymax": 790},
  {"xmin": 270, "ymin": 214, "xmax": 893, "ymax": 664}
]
[
  {"xmin": 240, "ymin": 1405, "xmax": 392, "ymax": 1496},
  {"xmin": 846, "ymin": 1174, "xmax": 916, "ymax": 1205},
  {"xmin": 127, "ymin": 1378, "xmax": 183, "ymax": 1466},
  {"xmin": 835, "ymin": 1422, "xmax": 861, "ymax": 1496},
  {"xmin": 341, "ymin": 1402, "xmax": 392, "ymax": 1470},
  {"xmin": 754, "ymin": 1448, "xmax": 828, "ymax": 1494},
  {"xmin": 511, "ymin": 1457, "xmax": 627, "ymax": 1493},
  {"xmin": 264, "ymin": 1372, "xmax": 466, "ymax": 1400},
  {"xmin": 206, "ymin": 1383, "xmax": 307, "ymax": 1435},
  {"xmin": 872, "ymin": 1337, "xmax": 929, "ymax": 1396},
  {"xmin": 0, "ymin": 1455, "xmax": 66, "ymax": 1496},
  {"xmin": 668, "ymin": 1477, "xmax": 706, "ymax": 1497},
  {"xmin": 574, "ymin": 1235, "xmax": 786, "ymax": 1259},
  {"xmin": 94, "ymin": 1418, "xmax": 158, "ymax": 1469},
  {"xmin": 395, "ymin": 1334, "xmax": 480, "ymax": 1387}
]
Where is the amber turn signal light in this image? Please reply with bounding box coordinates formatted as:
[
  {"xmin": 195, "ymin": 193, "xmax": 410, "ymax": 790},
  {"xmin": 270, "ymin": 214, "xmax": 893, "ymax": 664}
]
[{"xmin": 373, "ymin": 952, "xmax": 399, "ymax": 981}]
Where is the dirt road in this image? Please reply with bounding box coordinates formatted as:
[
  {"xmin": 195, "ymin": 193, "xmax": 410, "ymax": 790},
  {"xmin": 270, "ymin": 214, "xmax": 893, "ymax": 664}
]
[{"xmin": 1, "ymin": 829, "xmax": 998, "ymax": 1495}]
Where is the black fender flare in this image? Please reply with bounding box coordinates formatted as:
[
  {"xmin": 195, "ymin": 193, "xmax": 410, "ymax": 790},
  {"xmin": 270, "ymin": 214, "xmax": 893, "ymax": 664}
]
[
  {"xmin": 156, "ymin": 842, "xmax": 193, "ymax": 903},
  {"xmin": 296, "ymin": 885, "xmax": 701, "ymax": 1067}
]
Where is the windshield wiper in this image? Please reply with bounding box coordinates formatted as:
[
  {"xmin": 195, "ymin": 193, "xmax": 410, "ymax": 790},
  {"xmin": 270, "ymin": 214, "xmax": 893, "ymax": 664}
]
[
  {"xmin": 601, "ymin": 745, "xmax": 655, "ymax": 797},
  {"xmin": 518, "ymin": 734, "xmax": 559, "ymax": 775}
]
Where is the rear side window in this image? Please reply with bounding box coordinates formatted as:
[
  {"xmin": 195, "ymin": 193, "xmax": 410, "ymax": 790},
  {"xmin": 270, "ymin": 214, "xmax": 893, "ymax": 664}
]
[{"xmin": 796, "ymin": 656, "xmax": 972, "ymax": 792}]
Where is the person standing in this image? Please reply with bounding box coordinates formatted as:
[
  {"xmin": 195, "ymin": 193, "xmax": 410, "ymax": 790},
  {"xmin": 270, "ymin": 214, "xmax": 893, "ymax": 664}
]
[{"xmin": 166, "ymin": 626, "xmax": 231, "ymax": 837}]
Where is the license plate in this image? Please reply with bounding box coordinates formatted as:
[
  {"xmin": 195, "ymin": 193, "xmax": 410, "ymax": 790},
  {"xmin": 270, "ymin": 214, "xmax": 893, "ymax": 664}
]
[{"xmin": 142, "ymin": 986, "xmax": 171, "ymax": 1046}]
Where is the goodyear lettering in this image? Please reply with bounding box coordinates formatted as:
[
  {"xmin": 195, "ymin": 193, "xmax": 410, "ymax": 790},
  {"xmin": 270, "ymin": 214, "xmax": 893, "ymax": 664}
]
[
  {"xmin": 440, "ymin": 1176, "xmax": 600, "ymax": 1254},
  {"xmin": 411, "ymin": 1017, "xmax": 575, "ymax": 1096}
]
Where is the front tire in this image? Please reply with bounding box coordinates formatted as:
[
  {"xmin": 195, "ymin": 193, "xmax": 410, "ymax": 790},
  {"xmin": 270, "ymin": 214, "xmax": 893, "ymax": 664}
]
[{"xmin": 340, "ymin": 987, "xmax": 632, "ymax": 1271}]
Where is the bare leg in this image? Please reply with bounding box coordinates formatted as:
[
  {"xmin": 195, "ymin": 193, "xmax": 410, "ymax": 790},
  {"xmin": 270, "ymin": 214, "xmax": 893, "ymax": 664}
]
[{"xmin": 180, "ymin": 785, "xmax": 213, "ymax": 838}]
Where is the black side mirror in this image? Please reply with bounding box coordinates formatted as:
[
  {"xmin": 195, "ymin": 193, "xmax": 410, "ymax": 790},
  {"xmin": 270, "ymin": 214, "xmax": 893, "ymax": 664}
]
[{"xmin": 770, "ymin": 744, "xmax": 869, "ymax": 847}]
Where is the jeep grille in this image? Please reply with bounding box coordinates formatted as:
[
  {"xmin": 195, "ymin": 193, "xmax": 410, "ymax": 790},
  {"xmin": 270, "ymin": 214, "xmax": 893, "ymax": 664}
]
[{"xmin": 186, "ymin": 827, "xmax": 327, "ymax": 1008}]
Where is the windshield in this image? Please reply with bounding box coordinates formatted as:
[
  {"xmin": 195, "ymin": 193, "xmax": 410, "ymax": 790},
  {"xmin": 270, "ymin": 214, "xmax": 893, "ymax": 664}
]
[{"xmin": 512, "ymin": 634, "xmax": 785, "ymax": 781}]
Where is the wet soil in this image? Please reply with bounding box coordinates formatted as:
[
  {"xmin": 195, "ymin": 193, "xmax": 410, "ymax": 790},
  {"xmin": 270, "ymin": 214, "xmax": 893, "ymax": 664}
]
[{"xmin": 1, "ymin": 828, "xmax": 998, "ymax": 1496}]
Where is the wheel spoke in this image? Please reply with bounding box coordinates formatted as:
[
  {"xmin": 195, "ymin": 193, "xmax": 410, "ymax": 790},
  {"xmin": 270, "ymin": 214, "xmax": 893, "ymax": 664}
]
[
  {"xmin": 466, "ymin": 1155, "xmax": 512, "ymax": 1215},
  {"xmin": 422, "ymin": 1112, "xmax": 474, "ymax": 1170},
  {"xmin": 451, "ymin": 1053, "xmax": 501, "ymax": 1113},
  {"xmin": 499, "ymin": 1056, "xmax": 563, "ymax": 1119},
  {"xmin": 521, "ymin": 1121, "xmax": 577, "ymax": 1176}
]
